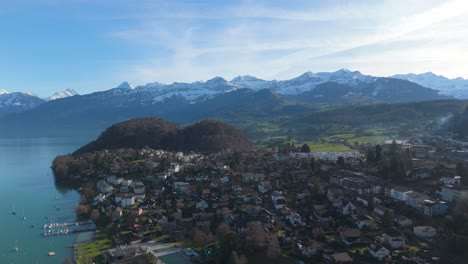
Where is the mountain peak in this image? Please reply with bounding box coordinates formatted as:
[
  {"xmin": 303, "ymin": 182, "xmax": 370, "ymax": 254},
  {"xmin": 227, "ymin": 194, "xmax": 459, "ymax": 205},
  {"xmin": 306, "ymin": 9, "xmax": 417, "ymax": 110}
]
[
  {"xmin": 231, "ymin": 75, "xmax": 262, "ymax": 82},
  {"xmin": 48, "ymin": 89, "xmax": 78, "ymax": 100},
  {"xmin": 206, "ymin": 76, "xmax": 227, "ymax": 83},
  {"xmin": 0, "ymin": 89, "xmax": 8, "ymax": 95},
  {"xmin": 116, "ymin": 81, "xmax": 135, "ymax": 89}
]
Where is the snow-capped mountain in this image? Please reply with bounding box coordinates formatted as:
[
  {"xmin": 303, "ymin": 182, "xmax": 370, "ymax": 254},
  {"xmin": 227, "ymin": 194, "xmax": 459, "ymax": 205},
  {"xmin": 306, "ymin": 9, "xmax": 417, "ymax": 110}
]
[
  {"xmin": 0, "ymin": 92, "xmax": 45, "ymax": 116},
  {"xmin": 47, "ymin": 88, "xmax": 78, "ymax": 100},
  {"xmin": 101, "ymin": 69, "xmax": 377, "ymax": 104},
  {"xmin": 0, "ymin": 89, "xmax": 8, "ymax": 95},
  {"xmin": 107, "ymin": 77, "xmax": 239, "ymax": 103},
  {"xmin": 116, "ymin": 81, "xmax": 135, "ymax": 89},
  {"xmin": 392, "ymin": 72, "xmax": 468, "ymax": 99}
]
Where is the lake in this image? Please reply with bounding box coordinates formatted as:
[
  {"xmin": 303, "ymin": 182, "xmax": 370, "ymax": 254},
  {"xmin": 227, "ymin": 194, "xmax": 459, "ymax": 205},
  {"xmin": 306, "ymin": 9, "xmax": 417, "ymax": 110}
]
[{"xmin": 0, "ymin": 138, "xmax": 91, "ymax": 264}]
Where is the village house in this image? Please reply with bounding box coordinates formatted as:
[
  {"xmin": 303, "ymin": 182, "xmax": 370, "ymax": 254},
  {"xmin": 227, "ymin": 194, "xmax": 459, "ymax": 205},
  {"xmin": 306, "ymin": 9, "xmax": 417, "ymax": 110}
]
[
  {"xmin": 405, "ymin": 191, "xmax": 429, "ymax": 209},
  {"xmin": 368, "ymin": 242, "xmax": 390, "ymax": 261},
  {"xmin": 297, "ymin": 240, "xmax": 324, "ymax": 257},
  {"xmin": 374, "ymin": 205, "xmax": 390, "ymax": 218},
  {"xmin": 423, "ymin": 200, "xmax": 448, "ymax": 217},
  {"xmin": 394, "ymin": 214, "xmax": 413, "ymax": 227},
  {"xmin": 339, "ymin": 200, "xmax": 356, "ymax": 216},
  {"xmin": 115, "ymin": 193, "xmax": 135, "ymax": 207},
  {"xmin": 384, "ymin": 229, "xmax": 406, "ymax": 249},
  {"xmin": 413, "ymin": 226, "xmax": 437, "ymax": 239},
  {"xmin": 340, "ymin": 228, "xmax": 361, "ymax": 245},
  {"xmin": 97, "ymin": 180, "xmax": 114, "ymax": 193},
  {"xmin": 132, "ymin": 181, "xmax": 146, "ymax": 200},
  {"xmin": 354, "ymin": 214, "xmax": 373, "ymax": 230},
  {"xmin": 322, "ymin": 251, "xmax": 353, "ymax": 264},
  {"xmin": 438, "ymin": 185, "xmax": 468, "ymax": 202},
  {"xmin": 390, "ymin": 186, "xmax": 413, "ymax": 202}
]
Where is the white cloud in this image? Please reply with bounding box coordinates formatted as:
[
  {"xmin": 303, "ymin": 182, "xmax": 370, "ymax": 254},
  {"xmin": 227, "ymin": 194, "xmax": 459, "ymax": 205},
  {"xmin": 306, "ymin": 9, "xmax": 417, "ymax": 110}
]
[{"xmin": 107, "ymin": 0, "xmax": 468, "ymax": 84}]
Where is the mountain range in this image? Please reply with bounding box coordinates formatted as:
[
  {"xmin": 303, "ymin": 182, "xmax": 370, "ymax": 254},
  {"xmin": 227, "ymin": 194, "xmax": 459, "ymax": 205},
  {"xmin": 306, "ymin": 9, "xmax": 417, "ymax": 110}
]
[
  {"xmin": 0, "ymin": 69, "xmax": 465, "ymax": 138},
  {"xmin": 0, "ymin": 88, "xmax": 78, "ymax": 117}
]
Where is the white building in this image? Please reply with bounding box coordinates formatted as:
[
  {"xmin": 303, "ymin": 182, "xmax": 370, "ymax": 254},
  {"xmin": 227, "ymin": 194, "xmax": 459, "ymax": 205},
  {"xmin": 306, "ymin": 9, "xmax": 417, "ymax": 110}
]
[
  {"xmin": 115, "ymin": 193, "xmax": 135, "ymax": 207},
  {"xmin": 405, "ymin": 191, "xmax": 429, "ymax": 209},
  {"xmin": 391, "ymin": 186, "xmax": 413, "ymax": 202},
  {"xmin": 438, "ymin": 185, "xmax": 468, "ymax": 202},
  {"xmin": 368, "ymin": 243, "xmax": 390, "ymax": 261},
  {"xmin": 384, "ymin": 229, "xmax": 405, "ymax": 249},
  {"xmin": 423, "ymin": 200, "xmax": 448, "ymax": 217}
]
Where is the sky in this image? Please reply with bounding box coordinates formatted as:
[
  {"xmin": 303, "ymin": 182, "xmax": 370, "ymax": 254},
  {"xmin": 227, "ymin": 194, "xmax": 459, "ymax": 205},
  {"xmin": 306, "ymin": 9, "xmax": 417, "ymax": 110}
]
[{"xmin": 1, "ymin": 0, "xmax": 468, "ymax": 97}]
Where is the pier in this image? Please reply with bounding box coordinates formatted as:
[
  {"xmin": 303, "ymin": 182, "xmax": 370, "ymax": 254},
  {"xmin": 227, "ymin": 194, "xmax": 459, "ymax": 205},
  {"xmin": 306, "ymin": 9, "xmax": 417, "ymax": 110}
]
[{"xmin": 43, "ymin": 220, "xmax": 96, "ymax": 237}]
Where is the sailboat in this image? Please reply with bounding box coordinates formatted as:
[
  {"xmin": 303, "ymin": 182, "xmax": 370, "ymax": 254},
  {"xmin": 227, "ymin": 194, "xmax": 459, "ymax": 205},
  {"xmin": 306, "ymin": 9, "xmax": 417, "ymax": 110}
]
[
  {"xmin": 12, "ymin": 203, "xmax": 16, "ymax": 215},
  {"xmin": 13, "ymin": 240, "xmax": 18, "ymax": 252},
  {"xmin": 22, "ymin": 209, "xmax": 26, "ymax": 220}
]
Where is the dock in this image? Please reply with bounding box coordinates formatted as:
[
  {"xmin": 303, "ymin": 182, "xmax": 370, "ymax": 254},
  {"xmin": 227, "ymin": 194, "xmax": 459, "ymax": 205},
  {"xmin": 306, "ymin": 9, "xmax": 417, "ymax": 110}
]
[{"xmin": 43, "ymin": 220, "xmax": 96, "ymax": 237}]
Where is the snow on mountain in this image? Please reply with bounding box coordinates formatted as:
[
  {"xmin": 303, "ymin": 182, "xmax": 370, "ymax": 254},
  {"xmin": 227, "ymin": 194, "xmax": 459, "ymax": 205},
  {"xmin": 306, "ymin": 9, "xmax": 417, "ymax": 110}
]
[
  {"xmin": 0, "ymin": 89, "xmax": 8, "ymax": 95},
  {"xmin": 271, "ymin": 69, "xmax": 376, "ymax": 95},
  {"xmin": 120, "ymin": 77, "xmax": 239, "ymax": 102},
  {"xmin": 392, "ymin": 72, "xmax": 468, "ymax": 99},
  {"xmin": 116, "ymin": 81, "xmax": 135, "ymax": 89},
  {"xmin": 0, "ymin": 92, "xmax": 45, "ymax": 109},
  {"xmin": 47, "ymin": 88, "xmax": 78, "ymax": 100},
  {"xmin": 230, "ymin": 75, "xmax": 268, "ymax": 90}
]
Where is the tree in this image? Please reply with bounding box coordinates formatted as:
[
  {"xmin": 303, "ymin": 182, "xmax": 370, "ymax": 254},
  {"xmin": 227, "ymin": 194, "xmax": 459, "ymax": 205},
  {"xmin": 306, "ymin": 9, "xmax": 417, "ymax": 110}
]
[
  {"xmin": 266, "ymin": 234, "xmax": 281, "ymax": 259},
  {"xmin": 245, "ymin": 222, "xmax": 266, "ymax": 249},
  {"xmin": 310, "ymin": 158, "xmax": 316, "ymax": 172},
  {"xmin": 375, "ymin": 145, "xmax": 382, "ymax": 162},
  {"xmin": 366, "ymin": 149, "xmax": 376, "ymax": 163},
  {"xmin": 382, "ymin": 209, "xmax": 394, "ymax": 229},
  {"xmin": 456, "ymin": 162, "xmax": 465, "ymax": 176},
  {"xmin": 312, "ymin": 178, "xmax": 322, "ymax": 198},
  {"xmin": 368, "ymin": 194, "xmax": 375, "ymax": 212},
  {"xmin": 76, "ymin": 205, "xmax": 89, "ymax": 218},
  {"xmin": 90, "ymin": 209, "xmax": 100, "ymax": 222},
  {"xmin": 216, "ymin": 223, "xmax": 232, "ymax": 240},
  {"xmin": 221, "ymin": 232, "xmax": 240, "ymax": 263},
  {"xmin": 227, "ymin": 251, "xmax": 240, "ymax": 264},
  {"xmin": 192, "ymin": 228, "xmax": 208, "ymax": 247},
  {"xmin": 300, "ymin": 144, "xmax": 311, "ymax": 153},
  {"xmin": 337, "ymin": 156, "xmax": 345, "ymax": 167}
]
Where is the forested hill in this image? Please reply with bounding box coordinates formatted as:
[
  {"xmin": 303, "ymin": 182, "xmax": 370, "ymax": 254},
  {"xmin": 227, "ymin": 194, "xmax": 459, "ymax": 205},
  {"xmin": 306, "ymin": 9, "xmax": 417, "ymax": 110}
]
[{"xmin": 74, "ymin": 118, "xmax": 253, "ymax": 154}]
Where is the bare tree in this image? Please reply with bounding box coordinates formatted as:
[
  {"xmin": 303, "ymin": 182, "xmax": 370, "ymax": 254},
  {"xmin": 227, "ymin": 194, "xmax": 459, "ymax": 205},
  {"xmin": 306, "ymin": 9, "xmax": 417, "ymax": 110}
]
[
  {"xmin": 216, "ymin": 223, "xmax": 232, "ymax": 240},
  {"xmin": 266, "ymin": 233, "xmax": 281, "ymax": 259},
  {"xmin": 192, "ymin": 227, "xmax": 208, "ymax": 247},
  {"xmin": 245, "ymin": 221, "xmax": 266, "ymax": 249}
]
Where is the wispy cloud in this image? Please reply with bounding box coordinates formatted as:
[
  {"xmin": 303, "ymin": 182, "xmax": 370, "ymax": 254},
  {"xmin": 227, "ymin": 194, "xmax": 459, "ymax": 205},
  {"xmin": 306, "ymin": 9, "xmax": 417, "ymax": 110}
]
[{"xmin": 104, "ymin": 0, "xmax": 468, "ymax": 84}]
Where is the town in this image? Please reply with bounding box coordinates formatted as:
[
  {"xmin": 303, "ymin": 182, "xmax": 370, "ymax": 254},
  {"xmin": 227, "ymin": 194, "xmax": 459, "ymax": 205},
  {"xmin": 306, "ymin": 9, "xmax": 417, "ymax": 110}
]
[{"xmin": 54, "ymin": 132, "xmax": 468, "ymax": 264}]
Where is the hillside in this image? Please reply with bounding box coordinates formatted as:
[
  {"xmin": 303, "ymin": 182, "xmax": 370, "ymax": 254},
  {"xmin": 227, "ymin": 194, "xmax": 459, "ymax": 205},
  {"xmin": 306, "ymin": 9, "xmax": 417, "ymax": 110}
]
[
  {"xmin": 448, "ymin": 105, "xmax": 468, "ymax": 137},
  {"xmin": 75, "ymin": 118, "xmax": 253, "ymax": 154}
]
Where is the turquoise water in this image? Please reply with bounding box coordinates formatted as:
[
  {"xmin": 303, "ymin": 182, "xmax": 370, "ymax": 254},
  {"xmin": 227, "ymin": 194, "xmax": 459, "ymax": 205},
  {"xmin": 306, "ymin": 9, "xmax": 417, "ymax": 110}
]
[{"xmin": 0, "ymin": 138, "xmax": 90, "ymax": 264}]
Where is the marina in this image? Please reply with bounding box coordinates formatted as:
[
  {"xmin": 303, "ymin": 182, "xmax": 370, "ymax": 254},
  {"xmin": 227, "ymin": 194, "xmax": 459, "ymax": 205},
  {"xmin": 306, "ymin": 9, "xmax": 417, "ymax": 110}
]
[{"xmin": 43, "ymin": 220, "xmax": 96, "ymax": 237}]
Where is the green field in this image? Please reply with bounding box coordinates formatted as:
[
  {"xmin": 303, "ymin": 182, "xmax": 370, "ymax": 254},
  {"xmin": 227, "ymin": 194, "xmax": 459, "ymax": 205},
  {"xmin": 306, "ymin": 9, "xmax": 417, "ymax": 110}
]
[{"xmin": 74, "ymin": 231, "xmax": 112, "ymax": 264}]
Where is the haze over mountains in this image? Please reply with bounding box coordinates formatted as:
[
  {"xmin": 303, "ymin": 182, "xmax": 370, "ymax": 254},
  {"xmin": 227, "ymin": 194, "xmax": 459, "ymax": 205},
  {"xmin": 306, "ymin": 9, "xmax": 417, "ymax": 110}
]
[{"xmin": 0, "ymin": 69, "xmax": 466, "ymax": 138}]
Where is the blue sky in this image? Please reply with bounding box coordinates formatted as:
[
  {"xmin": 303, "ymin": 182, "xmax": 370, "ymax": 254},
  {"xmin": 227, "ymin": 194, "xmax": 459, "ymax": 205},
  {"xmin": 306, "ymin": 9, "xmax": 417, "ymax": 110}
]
[{"xmin": 1, "ymin": 0, "xmax": 468, "ymax": 96}]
